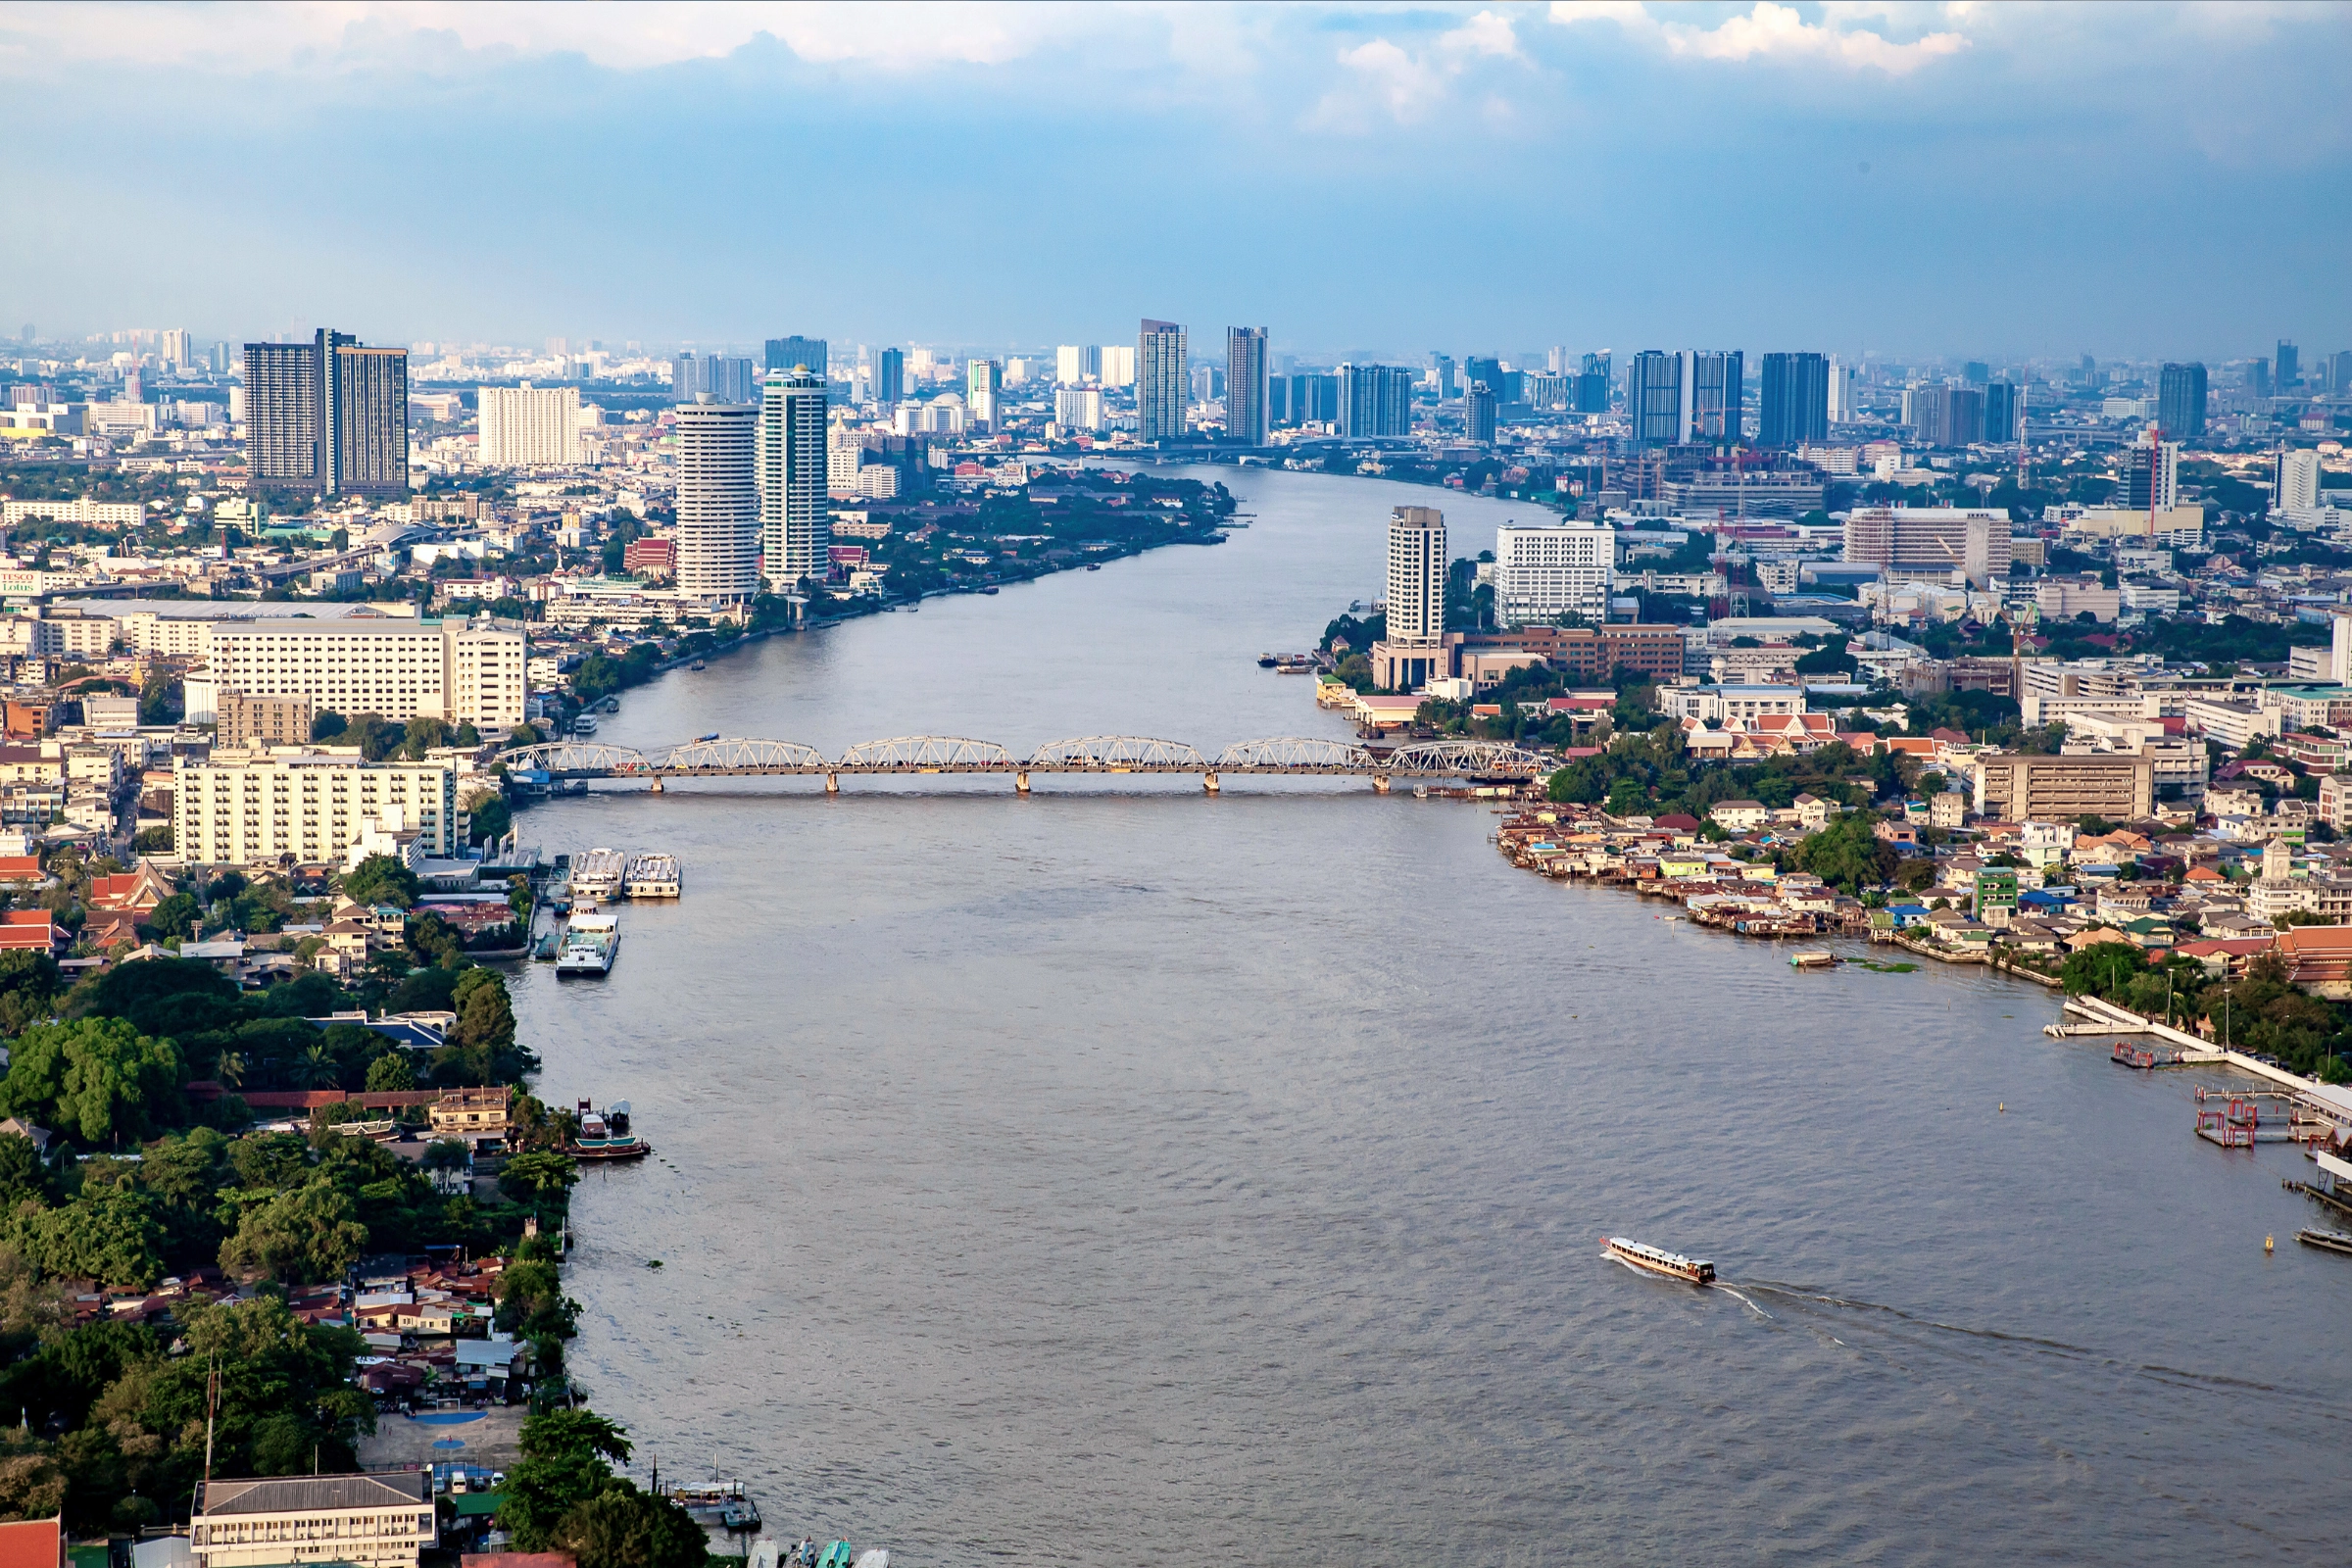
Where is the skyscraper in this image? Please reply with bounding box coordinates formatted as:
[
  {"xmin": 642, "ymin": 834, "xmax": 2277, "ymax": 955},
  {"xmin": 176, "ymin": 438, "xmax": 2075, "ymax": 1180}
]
[
  {"xmin": 1627, "ymin": 351, "xmax": 1683, "ymax": 445},
  {"xmin": 674, "ymin": 354, "xmax": 755, "ymax": 403},
  {"xmin": 1339, "ymin": 365, "xmax": 1412, "ymax": 438},
  {"xmin": 2277, "ymin": 339, "xmax": 2301, "ymax": 388},
  {"xmin": 876, "ymin": 348, "xmax": 906, "ymax": 408},
  {"xmin": 1690, "ymin": 351, "xmax": 1743, "ymax": 442},
  {"xmin": 1281, "ymin": 373, "xmax": 1341, "ymax": 428},
  {"xmin": 1226, "ymin": 327, "xmax": 1268, "ymax": 445},
  {"xmin": 1137, "ymin": 319, "xmax": 1188, "ymax": 442},
  {"xmin": 2121, "ymin": 434, "xmax": 2180, "ymax": 513},
  {"xmin": 160, "ymin": 328, "xmax": 193, "ymax": 369},
  {"xmin": 1910, "ymin": 385, "xmax": 1984, "ymax": 448},
  {"xmin": 1431, "ymin": 355, "xmax": 1456, "ymax": 398},
  {"xmin": 1463, "ymin": 381, "xmax": 1496, "ymax": 445},
  {"xmin": 1827, "ymin": 356, "xmax": 1853, "ymax": 423},
  {"xmin": 2278, "ymin": 448, "xmax": 2322, "ymax": 516},
  {"xmin": 673, "ymin": 394, "xmax": 760, "ymax": 604},
  {"xmin": 242, "ymin": 329, "xmax": 408, "ymax": 499},
  {"xmin": 967, "ymin": 359, "xmax": 1003, "ymax": 428},
  {"xmin": 763, "ymin": 336, "xmax": 828, "ymax": 376},
  {"xmin": 1464, "ymin": 357, "xmax": 1504, "ymax": 399},
  {"xmin": 1575, "ymin": 353, "xmax": 1611, "ymax": 415},
  {"xmin": 1757, "ymin": 353, "xmax": 1829, "ymax": 448},
  {"xmin": 478, "ymin": 383, "xmax": 582, "ymax": 466},
  {"xmin": 1984, "ymin": 380, "xmax": 2022, "ymax": 445},
  {"xmin": 757, "ymin": 369, "xmax": 829, "ymax": 590},
  {"xmin": 1381, "ymin": 506, "xmax": 1448, "ymax": 692},
  {"xmin": 2158, "ymin": 363, "xmax": 2208, "ymax": 439}
]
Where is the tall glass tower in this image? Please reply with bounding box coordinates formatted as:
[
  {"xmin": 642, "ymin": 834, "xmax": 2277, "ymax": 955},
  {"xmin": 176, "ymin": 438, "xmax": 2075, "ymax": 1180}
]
[
  {"xmin": 1138, "ymin": 318, "xmax": 1188, "ymax": 442},
  {"xmin": 1226, "ymin": 327, "xmax": 1268, "ymax": 445},
  {"xmin": 758, "ymin": 369, "xmax": 829, "ymax": 591}
]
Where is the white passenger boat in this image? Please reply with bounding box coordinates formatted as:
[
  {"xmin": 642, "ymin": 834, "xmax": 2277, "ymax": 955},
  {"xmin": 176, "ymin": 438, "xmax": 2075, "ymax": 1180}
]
[
  {"xmin": 1603, "ymin": 1237, "xmax": 1715, "ymax": 1284},
  {"xmin": 556, "ymin": 912, "xmax": 620, "ymax": 976},
  {"xmin": 624, "ymin": 853, "xmax": 681, "ymax": 899},
  {"xmin": 572, "ymin": 847, "xmax": 627, "ymax": 900}
]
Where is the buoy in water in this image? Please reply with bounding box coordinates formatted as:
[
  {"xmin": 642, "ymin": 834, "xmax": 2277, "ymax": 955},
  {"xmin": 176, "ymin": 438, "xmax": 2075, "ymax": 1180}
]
[
  {"xmin": 2265, "ymin": 1235, "xmax": 2275, "ymax": 1253},
  {"xmin": 1998, "ymin": 1103, "xmax": 2005, "ymax": 1113}
]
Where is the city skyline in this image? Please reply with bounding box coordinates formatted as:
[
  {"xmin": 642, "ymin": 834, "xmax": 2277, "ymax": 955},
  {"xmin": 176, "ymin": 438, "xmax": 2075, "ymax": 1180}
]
[{"xmin": 2, "ymin": 2, "xmax": 2348, "ymax": 356}]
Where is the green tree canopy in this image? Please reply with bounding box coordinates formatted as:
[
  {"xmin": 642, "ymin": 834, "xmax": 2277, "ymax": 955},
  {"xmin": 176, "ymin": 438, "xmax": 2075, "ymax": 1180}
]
[
  {"xmin": 0, "ymin": 1018, "xmax": 184, "ymax": 1148},
  {"xmin": 218, "ymin": 1175, "xmax": 368, "ymax": 1285},
  {"xmin": 342, "ymin": 856, "xmax": 420, "ymax": 909}
]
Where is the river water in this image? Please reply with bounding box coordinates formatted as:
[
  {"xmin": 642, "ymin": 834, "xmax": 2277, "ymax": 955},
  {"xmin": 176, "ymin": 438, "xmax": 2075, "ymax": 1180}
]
[{"xmin": 511, "ymin": 466, "xmax": 2350, "ymax": 1565}]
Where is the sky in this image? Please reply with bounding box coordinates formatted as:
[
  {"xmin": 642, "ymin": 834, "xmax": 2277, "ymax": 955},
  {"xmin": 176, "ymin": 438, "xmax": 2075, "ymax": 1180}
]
[{"xmin": 2, "ymin": 0, "xmax": 2348, "ymax": 363}]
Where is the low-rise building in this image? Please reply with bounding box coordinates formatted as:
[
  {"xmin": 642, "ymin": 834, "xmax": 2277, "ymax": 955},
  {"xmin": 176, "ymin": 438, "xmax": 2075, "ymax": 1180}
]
[
  {"xmin": 193, "ymin": 1472, "xmax": 435, "ymax": 1568},
  {"xmin": 428, "ymin": 1086, "xmax": 512, "ymax": 1141},
  {"xmin": 1974, "ymin": 752, "xmax": 2155, "ymax": 823}
]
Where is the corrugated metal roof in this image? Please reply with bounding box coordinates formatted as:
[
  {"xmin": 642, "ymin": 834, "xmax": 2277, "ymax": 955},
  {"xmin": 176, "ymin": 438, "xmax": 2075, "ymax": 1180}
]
[{"xmin": 202, "ymin": 1472, "xmax": 429, "ymax": 1514}]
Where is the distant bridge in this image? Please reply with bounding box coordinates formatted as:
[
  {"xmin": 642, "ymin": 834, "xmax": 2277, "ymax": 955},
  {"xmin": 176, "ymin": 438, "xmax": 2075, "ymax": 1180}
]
[{"xmin": 495, "ymin": 734, "xmax": 1549, "ymax": 795}]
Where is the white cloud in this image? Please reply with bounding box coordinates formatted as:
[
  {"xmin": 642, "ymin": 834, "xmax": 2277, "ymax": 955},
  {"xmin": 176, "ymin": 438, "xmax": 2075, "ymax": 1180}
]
[
  {"xmin": 1307, "ymin": 9, "xmax": 1521, "ymax": 132},
  {"xmin": 1551, "ymin": 0, "xmax": 1969, "ymax": 74}
]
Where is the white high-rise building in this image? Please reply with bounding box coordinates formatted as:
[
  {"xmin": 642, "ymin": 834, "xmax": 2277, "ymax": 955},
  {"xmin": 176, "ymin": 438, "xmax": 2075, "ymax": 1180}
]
[
  {"xmin": 1494, "ymin": 522, "xmax": 1616, "ymax": 626},
  {"xmin": 967, "ymin": 360, "xmax": 1003, "ymax": 428},
  {"xmin": 1004, "ymin": 357, "xmax": 1034, "ymax": 387},
  {"xmin": 757, "ymin": 370, "xmax": 829, "ymax": 590},
  {"xmin": 2277, "ymin": 448, "xmax": 2323, "ymax": 519},
  {"xmin": 477, "ymin": 383, "xmax": 582, "ymax": 466},
  {"xmin": 1055, "ymin": 344, "xmax": 1102, "ymax": 385},
  {"xmin": 174, "ymin": 750, "xmax": 460, "ymax": 866},
  {"xmin": 674, "ymin": 394, "xmax": 760, "ymax": 603},
  {"xmin": 1828, "ymin": 356, "xmax": 1853, "ymax": 424},
  {"xmin": 1054, "ymin": 387, "xmax": 1103, "ymax": 432},
  {"xmin": 1374, "ymin": 505, "xmax": 1449, "ymax": 692},
  {"xmin": 1100, "ymin": 345, "xmax": 1135, "ymax": 388},
  {"xmin": 160, "ymin": 328, "xmax": 194, "ymax": 369},
  {"xmin": 828, "ymin": 427, "xmax": 864, "ymax": 495},
  {"xmin": 205, "ymin": 616, "xmax": 527, "ymax": 728}
]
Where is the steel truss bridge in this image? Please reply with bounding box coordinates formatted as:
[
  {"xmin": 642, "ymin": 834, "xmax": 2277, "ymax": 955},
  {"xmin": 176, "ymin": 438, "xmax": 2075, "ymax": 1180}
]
[{"xmin": 495, "ymin": 734, "xmax": 1547, "ymax": 795}]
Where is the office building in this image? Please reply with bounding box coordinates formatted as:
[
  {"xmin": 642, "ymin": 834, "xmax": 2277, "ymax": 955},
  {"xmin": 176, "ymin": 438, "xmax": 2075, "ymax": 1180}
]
[
  {"xmin": 2277, "ymin": 340, "xmax": 2300, "ymax": 388},
  {"xmin": 1054, "ymin": 386, "xmax": 1103, "ymax": 431},
  {"xmin": 1757, "ymin": 353, "xmax": 1829, "ymax": 448},
  {"xmin": 1627, "ymin": 351, "xmax": 1683, "ymax": 445},
  {"xmin": 1827, "ymin": 356, "xmax": 1853, "ymax": 424},
  {"xmin": 763, "ymin": 336, "xmax": 828, "ymax": 375},
  {"xmin": 242, "ymin": 329, "xmax": 408, "ymax": 499},
  {"xmin": 2332, "ymin": 351, "xmax": 2352, "ymax": 395},
  {"xmin": 1373, "ymin": 506, "xmax": 1448, "ymax": 691},
  {"xmin": 967, "ymin": 359, "xmax": 1003, "ymax": 428},
  {"xmin": 192, "ymin": 1472, "xmax": 436, "ymax": 1568},
  {"xmin": 160, "ymin": 328, "xmax": 193, "ymax": 368},
  {"xmin": 1226, "ymin": 327, "xmax": 1268, "ymax": 445},
  {"xmin": 758, "ymin": 369, "xmax": 828, "ymax": 589},
  {"xmin": 1494, "ymin": 522, "xmax": 1614, "ymax": 625},
  {"xmin": 1277, "ymin": 372, "xmax": 1341, "ymax": 428},
  {"xmin": 1190, "ymin": 365, "xmax": 1223, "ymax": 405},
  {"xmin": 673, "ymin": 354, "xmax": 756, "ymax": 404},
  {"xmin": 876, "ymin": 347, "xmax": 905, "ymax": 408},
  {"xmin": 1842, "ymin": 506, "xmax": 2012, "ymax": 587},
  {"xmin": 476, "ymin": 383, "xmax": 581, "ymax": 466},
  {"xmin": 1137, "ymin": 321, "xmax": 1187, "ymax": 442},
  {"xmin": 1974, "ymin": 752, "xmax": 2154, "ymax": 822},
  {"xmin": 1984, "ymin": 380, "xmax": 2022, "ymax": 444},
  {"xmin": 1464, "ymin": 381, "xmax": 1496, "ymax": 445},
  {"xmin": 1910, "ymin": 383, "xmax": 1984, "ymax": 448},
  {"xmin": 673, "ymin": 395, "xmax": 760, "ymax": 603},
  {"xmin": 2278, "ymin": 448, "xmax": 2323, "ymax": 518},
  {"xmin": 2120, "ymin": 434, "xmax": 2180, "ymax": 513},
  {"xmin": 1574, "ymin": 353, "xmax": 1611, "ymax": 415},
  {"xmin": 205, "ymin": 617, "xmax": 527, "ymax": 729},
  {"xmin": 1339, "ymin": 365, "xmax": 1412, "ymax": 438},
  {"xmin": 1432, "ymin": 354, "xmax": 1456, "ymax": 397},
  {"xmin": 1690, "ymin": 351, "xmax": 1743, "ymax": 442},
  {"xmin": 1463, "ymin": 357, "xmax": 1504, "ymax": 399},
  {"xmin": 2157, "ymin": 363, "xmax": 2207, "ymax": 440},
  {"xmin": 215, "ymin": 691, "xmax": 315, "ymax": 751}
]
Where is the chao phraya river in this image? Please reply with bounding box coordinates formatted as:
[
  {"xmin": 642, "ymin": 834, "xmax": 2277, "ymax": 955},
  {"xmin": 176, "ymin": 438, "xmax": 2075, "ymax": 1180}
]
[{"xmin": 513, "ymin": 466, "xmax": 2349, "ymax": 1564}]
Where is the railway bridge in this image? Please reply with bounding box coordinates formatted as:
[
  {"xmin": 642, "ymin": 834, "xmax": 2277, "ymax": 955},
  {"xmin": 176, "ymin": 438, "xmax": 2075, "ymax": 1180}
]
[{"xmin": 494, "ymin": 734, "xmax": 1550, "ymax": 795}]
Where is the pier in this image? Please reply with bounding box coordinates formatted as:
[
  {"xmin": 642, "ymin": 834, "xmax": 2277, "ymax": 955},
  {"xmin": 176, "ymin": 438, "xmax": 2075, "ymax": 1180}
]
[{"xmin": 496, "ymin": 734, "xmax": 1549, "ymax": 795}]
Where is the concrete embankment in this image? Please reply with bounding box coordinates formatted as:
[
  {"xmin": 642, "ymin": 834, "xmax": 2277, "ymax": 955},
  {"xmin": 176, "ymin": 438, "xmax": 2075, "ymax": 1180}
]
[{"xmin": 2063, "ymin": 993, "xmax": 2352, "ymax": 1127}]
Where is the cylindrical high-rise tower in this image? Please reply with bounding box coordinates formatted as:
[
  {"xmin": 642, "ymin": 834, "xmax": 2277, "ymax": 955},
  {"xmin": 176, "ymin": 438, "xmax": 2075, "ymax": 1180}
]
[{"xmin": 673, "ymin": 393, "xmax": 760, "ymax": 604}]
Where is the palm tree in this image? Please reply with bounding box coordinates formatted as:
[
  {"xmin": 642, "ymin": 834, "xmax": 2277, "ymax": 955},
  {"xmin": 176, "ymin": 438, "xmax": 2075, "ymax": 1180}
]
[
  {"xmin": 215, "ymin": 1051, "xmax": 247, "ymax": 1089},
  {"xmin": 290, "ymin": 1045, "xmax": 339, "ymax": 1090}
]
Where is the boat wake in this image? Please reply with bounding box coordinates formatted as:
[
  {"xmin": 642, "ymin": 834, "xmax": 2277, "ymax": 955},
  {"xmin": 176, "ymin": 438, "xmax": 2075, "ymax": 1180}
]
[{"xmin": 1707, "ymin": 1283, "xmax": 1772, "ymax": 1320}]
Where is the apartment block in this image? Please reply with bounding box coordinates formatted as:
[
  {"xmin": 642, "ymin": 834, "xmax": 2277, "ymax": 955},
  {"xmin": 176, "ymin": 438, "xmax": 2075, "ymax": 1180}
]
[
  {"xmin": 205, "ymin": 618, "xmax": 526, "ymax": 728},
  {"xmin": 216, "ymin": 690, "xmax": 316, "ymax": 750},
  {"xmin": 1494, "ymin": 523, "xmax": 1615, "ymax": 626},
  {"xmin": 1972, "ymin": 752, "xmax": 2154, "ymax": 821},
  {"xmin": 174, "ymin": 750, "xmax": 460, "ymax": 866}
]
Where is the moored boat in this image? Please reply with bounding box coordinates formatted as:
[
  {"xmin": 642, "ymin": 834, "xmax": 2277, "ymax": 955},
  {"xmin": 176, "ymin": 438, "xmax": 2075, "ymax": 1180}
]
[
  {"xmin": 2297, "ymin": 1227, "xmax": 2352, "ymax": 1257},
  {"xmin": 569, "ymin": 1100, "xmax": 652, "ymax": 1160},
  {"xmin": 1603, "ymin": 1236, "xmax": 1715, "ymax": 1284},
  {"xmin": 556, "ymin": 912, "xmax": 620, "ymax": 976}
]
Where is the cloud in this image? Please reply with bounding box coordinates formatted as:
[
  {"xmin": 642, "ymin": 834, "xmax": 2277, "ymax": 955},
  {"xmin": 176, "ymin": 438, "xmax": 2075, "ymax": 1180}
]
[
  {"xmin": 1307, "ymin": 9, "xmax": 1520, "ymax": 131},
  {"xmin": 1552, "ymin": 0, "xmax": 1969, "ymax": 74}
]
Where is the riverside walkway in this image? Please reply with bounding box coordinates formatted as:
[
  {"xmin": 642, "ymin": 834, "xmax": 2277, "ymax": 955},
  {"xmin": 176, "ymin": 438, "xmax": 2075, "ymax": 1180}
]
[{"xmin": 496, "ymin": 734, "xmax": 1549, "ymax": 795}]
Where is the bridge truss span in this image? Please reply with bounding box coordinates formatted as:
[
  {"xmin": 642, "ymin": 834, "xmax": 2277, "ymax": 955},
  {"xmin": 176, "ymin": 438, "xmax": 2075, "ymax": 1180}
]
[
  {"xmin": 1213, "ymin": 736, "xmax": 1373, "ymax": 773},
  {"xmin": 1027, "ymin": 736, "xmax": 1208, "ymax": 771},
  {"xmin": 496, "ymin": 741, "xmax": 652, "ymax": 776},
  {"xmin": 654, "ymin": 738, "xmax": 829, "ymax": 774},
  {"xmin": 838, "ymin": 735, "xmax": 1019, "ymax": 771},
  {"xmin": 1381, "ymin": 739, "xmax": 1550, "ymax": 777}
]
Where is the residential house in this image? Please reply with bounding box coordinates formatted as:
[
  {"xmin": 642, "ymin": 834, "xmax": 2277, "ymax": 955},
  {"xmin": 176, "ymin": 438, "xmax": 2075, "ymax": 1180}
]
[
  {"xmin": 428, "ymin": 1087, "xmax": 513, "ymax": 1141},
  {"xmin": 1709, "ymin": 801, "xmax": 1770, "ymax": 833}
]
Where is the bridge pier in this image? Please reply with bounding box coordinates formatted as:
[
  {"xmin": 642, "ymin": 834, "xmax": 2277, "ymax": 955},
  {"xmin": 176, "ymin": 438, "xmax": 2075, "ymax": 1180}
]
[
  {"xmin": 824, "ymin": 772, "xmax": 839, "ymax": 795},
  {"xmin": 649, "ymin": 776, "xmax": 663, "ymax": 794},
  {"xmin": 1015, "ymin": 770, "xmax": 1031, "ymax": 795},
  {"xmin": 1372, "ymin": 774, "xmax": 1391, "ymax": 794},
  {"xmin": 1203, "ymin": 771, "xmax": 1219, "ymax": 795}
]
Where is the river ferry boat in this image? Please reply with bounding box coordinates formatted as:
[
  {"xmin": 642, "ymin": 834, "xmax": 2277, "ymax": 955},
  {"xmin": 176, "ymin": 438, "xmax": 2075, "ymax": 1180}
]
[
  {"xmin": 2297, "ymin": 1228, "xmax": 2352, "ymax": 1257},
  {"xmin": 556, "ymin": 912, "xmax": 620, "ymax": 976},
  {"xmin": 1603, "ymin": 1237, "xmax": 1715, "ymax": 1284},
  {"xmin": 624, "ymin": 853, "xmax": 681, "ymax": 899},
  {"xmin": 572, "ymin": 847, "xmax": 627, "ymax": 901}
]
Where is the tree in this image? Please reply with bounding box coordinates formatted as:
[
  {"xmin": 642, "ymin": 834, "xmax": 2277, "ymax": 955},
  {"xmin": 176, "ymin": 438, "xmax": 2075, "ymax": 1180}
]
[
  {"xmin": 144, "ymin": 892, "xmax": 199, "ymax": 941},
  {"xmin": 1793, "ymin": 811, "xmax": 1899, "ymax": 894},
  {"xmin": 0, "ymin": 1018, "xmax": 184, "ymax": 1148},
  {"xmin": 363, "ymin": 1053, "xmax": 416, "ymax": 1093},
  {"xmin": 218, "ymin": 1176, "xmax": 368, "ymax": 1285},
  {"xmin": 342, "ymin": 856, "xmax": 419, "ymax": 909},
  {"xmin": 499, "ymin": 1151, "xmax": 579, "ymax": 1205},
  {"xmin": 469, "ymin": 795, "xmax": 513, "ymax": 845},
  {"xmin": 311, "ymin": 710, "xmax": 348, "ymax": 743},
  {"xmin": 502, "ymin": 1410, "xmax": 633, "ymax": 1550},
  {"xmin": 552, "ymin": 1483, "xmax": 709, "ymax": 1568}
]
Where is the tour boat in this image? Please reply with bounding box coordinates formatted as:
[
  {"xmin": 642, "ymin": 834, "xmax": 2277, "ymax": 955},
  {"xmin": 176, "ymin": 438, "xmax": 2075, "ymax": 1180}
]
[
  {"xmin": 568, "ymin": 1101, "xmax": 651, "ymax": 1160},
  {"xmin": 623, "ymin": 853, "xmax": 681, "ymax": 899},
  {"xmin": 555, "ymin": 912, "xmax": 620, "ymax": 976},
  {"xmin": 572, "ymin": 847, "xmax": 627, "ymax": 900},
  {"xmin": 1603, "ymin": 1237, "xmax": 1715, "ymax": 1284}
]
